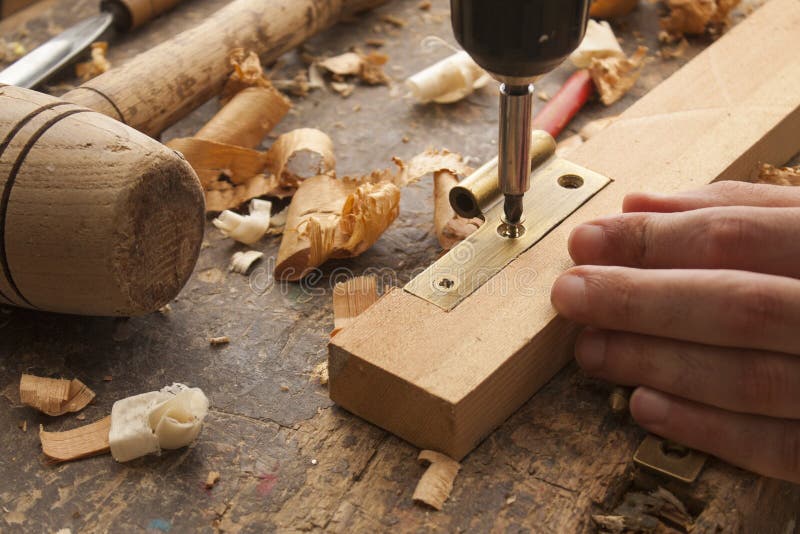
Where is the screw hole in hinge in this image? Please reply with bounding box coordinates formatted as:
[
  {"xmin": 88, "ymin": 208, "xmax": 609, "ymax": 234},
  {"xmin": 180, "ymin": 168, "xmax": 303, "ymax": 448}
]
[
  {"xmin": 438, "ymin": 278, "xmax": 455, "ymax": 290},
  {"xmin": 660, "ymin": 440, "xmax": 690, "ymax": 459},
  {"xmin": 558, "ymin": 174, "xmax": 584, "ymax": 189}
]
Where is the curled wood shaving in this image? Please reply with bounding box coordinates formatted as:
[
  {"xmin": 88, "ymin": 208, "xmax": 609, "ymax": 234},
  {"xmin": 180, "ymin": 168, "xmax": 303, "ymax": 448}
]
[
  {"xmin": 222, "ymin": 49, "xmax": 275, "ymax": 104},
  {"xmin": 412, "ymin": 450, "xmax": 461, "ymax": 511},
  {"xmin": 274, "ymin": 150, "xmax": 471, "ymax": 280},
  {"xmin": 229, "ymin": 250, "xmax": 264, "ymax": 275},
  {"xmin": 317, "ymin": 50, "xmax": 391, "ymax": 89},
  {"xmin": 406, "ymin": 51, "xmax": 490, "ymax": 104},
  {"xmin": 209, "ymin": 336, "xmax": 231, "ymax": 345},
  {"xmin": 569, "ymin": 20, "xmax": 624, "ymax": 68},
  {"xmin": 75, "ymin": 42, "xmax": 110, "ymax": 81},
  {"xmin": 589, "ymin": 46, "xmax": 648, "ymax": 106},
  {"xmin": 40, "ymin": 416, "xmax": 111, "ymax": 463},
  {"xmin": 433, "ymin": 170, "xmax": 482, "ymax": 250},
  {"xmin": 331, "ymin": 276, "xmax": 379, "ymax": 336},
  {"xmin": 20, "ymin": 374, "xmax": 95, "ymax": 416},
  {"xmin": 660, "ymin": 0, "xmax": 740, "ymax": 37},
  {"xmin": 206, "ymin": 471, "xmax": 221, "ymax": 489},
  {"xmin": 266, "ymin": 128, "xmax": 336, "ymax": 190},
  {"xmin": 213, "ymin": 199, "xmax": 273, "ymax": 245},
  {"xmin": 756, "ymin": 163, "xmax": 800, "ymax": 186},
  {"xmin": 196, "ymin": 87, "xmax": 290, "ymax": 149}
]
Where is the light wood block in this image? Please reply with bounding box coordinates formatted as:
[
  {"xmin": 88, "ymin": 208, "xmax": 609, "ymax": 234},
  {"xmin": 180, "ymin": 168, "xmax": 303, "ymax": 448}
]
[{"xmin": 329, "ymin": 0, "xmax": 800, "ymax": 460}]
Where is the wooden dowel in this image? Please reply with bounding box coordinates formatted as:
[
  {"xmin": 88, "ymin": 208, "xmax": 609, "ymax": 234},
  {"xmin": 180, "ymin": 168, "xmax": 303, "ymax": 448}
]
[{"xmin": 62, "ymin": 0, "xmax": 388, "ymax": 137}]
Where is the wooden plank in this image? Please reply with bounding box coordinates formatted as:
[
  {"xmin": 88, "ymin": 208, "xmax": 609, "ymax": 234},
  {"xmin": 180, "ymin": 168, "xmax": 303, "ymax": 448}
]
[{"xmin": 329, "ymin": 0, "xmax": 800, "ymax": 460}]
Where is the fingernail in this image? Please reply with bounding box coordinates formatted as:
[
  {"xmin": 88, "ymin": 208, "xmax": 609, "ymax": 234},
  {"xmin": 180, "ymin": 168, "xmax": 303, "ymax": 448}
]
[
  {"xmin": 551, "ymin": 274, "xmax": 587, "ymax": 318},
  {"xmin": 575, "ymin": 329, "xmax": 606, "ymax": 372},
  {"xmin": 569, "ymin": 224, "xmax": 606, "ymax": 264},
  {"xmin": 630, "ymin": 388, "xmax": 670, "ymax": 425}
]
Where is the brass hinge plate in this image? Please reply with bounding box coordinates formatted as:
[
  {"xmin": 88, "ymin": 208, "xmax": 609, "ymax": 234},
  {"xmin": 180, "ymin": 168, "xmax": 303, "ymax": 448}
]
[
  {"xmin": 404, "ymin": 157, "xmax": 611, "ymax": 311},
  {"xmin": 633, "ymin": 434, "xmax": 708, "ymax": 484}
]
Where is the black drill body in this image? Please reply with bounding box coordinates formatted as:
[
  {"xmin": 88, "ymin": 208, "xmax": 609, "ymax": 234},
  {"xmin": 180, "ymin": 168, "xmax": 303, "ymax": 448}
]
[
  {"xmin": 451, "ymin": 0, "xmax": 590, "ymax": 80},
  {"xmin": 450, "ymin": 0, "xmax": 590, "ymax": 228}
]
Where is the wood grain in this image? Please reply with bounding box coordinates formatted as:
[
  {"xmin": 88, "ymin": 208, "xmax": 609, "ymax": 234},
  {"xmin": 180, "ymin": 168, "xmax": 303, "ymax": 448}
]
[
  {"xmin": 62, "ymin": 0, "xmax": 388, "ymax": 137},
  {"xmin": 329, "ymin": 0, "xmax": 800, "ymax": 460}
]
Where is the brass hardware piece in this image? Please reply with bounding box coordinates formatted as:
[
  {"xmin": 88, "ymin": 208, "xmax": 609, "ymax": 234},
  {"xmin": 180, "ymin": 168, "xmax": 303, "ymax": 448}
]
[
  {"xmin": 609, "ymin": 386, "xmax": 632, "ymax": 414},
  {"xmin": 449, "ymin": 130, "xmax": 557, "ymax": 219},
  {"xmin": 633, "ymin": 434, "xmax": 707, "ymax": 484},
  {"xmin": 404, "ymin": 157, "xmax": 611, "ymax": 311}
]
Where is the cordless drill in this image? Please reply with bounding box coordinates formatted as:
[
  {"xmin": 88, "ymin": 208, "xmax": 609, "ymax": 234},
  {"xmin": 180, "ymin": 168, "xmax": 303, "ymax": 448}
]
[{"xmin": 451, "ymin": 0, "xmax": 590, "ymax": 235}]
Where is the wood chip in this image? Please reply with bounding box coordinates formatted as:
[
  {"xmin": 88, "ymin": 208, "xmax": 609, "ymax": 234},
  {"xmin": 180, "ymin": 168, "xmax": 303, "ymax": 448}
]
[
  {"xmin": 406, "ymin": 51, "xmax": 490, "ymax": 104},
  {"xmin": 19, "ymin": 374, "xmax": 95, "ymax": 416},
  {"xmin": 18, "ymin": 420, "xmax": 27, "ymax": 432},
  {"xmin": 589, "ymin": 46, "xmax": 648, "ymax": 106},
  {"xmin": 412, "ymin": 450, "xmax": 461, "ymax": 511},
  {"xmin": 380, "ymin": 14, "xmax": 407, "ymax": 27},
  {"xmin": 756, "ymin": 163, "xmax": 800, "ymax": 186},
  {"xmin": 209, "ymin": 336, "xmax": 231, "ymax": 346},
  {"xmin": 312, "ymin": 361, "xmax": 329, "ymax": 386},
  {"xmin": 229, "ymin": 250, "xmax": 264, "ymax": 274},
  {"xmin": 661, "ymin": 0, "xmax": 741, "ymax": 37},
  {"xmin": 331, "ymin": 276, "xmax": 379, "ymax": 337},
  {"xmin": 40, "ymin": 416, "xmax": 111, "ymax": 463},
  {"xmin": 205, "ymin": 471, "xmax": 221, "ymax": 489},
  {"xmin": 75, "ymin": 42, "xmax": 110, "ymax": 81}
]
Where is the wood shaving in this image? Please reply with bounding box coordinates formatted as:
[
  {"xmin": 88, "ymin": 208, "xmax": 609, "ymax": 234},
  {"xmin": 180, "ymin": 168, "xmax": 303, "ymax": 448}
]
[
  {"xmin": 406, "ymin": 51, "xmax": 490, "ymax": 104},
  {"xmin": 433, "ymin": 170, "xmax": 482, "ymax": 250},
  {"xmin": 40, "ymin": 416, "xmax": 111, "ymax": 463},
  {"xmin": 209, "ymin": 336, "xmax": 231, "ymax": 345},
  {"xmin": 412, "ymin": 450, "xmax": 461, "ymax": 511},
  {"xmin": 18, "ymin": 420, "xmax": 27, "ymax": 432},
  {"xmin": 569, "ymin": 20, "xmax": 624, "ymax": 69},
  {"xmin": 229, "ymin": 250, "xmax": 264, "ymax": 274},
  {"xmin": 75, "ymin": 42, "xmax": 110, "ymax": 81},
  {"xmin": 274, "ymin": 149, "xmax": 471, "ymax": 280},
  {"xmin": 659, "ymin": 37, "xmax": 689, "ymax": 59},
  {"xmin": 660, "ymin": 0, "xmax": 741, "ymax": 37},
  {"xmin": 317, "ymin": 51, "xmax": 391, "ymax": 90},
  {"xmin": 205, "ymin": 471, "xmax": 221, "ymax": 489},
  {"xmin": 197, "ymin": 87, "xmax": 290, "ymax": 149},
  {"xmin": 589, "ymin": 46, "xmax": 648, "ymax": 106},
  {"xmin": 756, "ymin": 163, "xmax": 800, "ymax": 186},
  {"xmin": 312, "ymin": 361, "xmax": 329, "ymax": 386},
  {"xmin": 380, "ymin": 14, "xmax": 407, "ymax": 27},
  {"xmin": 331, "ymin": 276, "xmax": 379, "ymax": 336},
  {"xmin": 213, "ymin": 199, "xmax": 273, "ymax": 245},
  {"xmin": 19, "ymin": 374, "xmax": 95, "ymax": 416},
  {"xmin": 221, "ymin": 49, "xmax": 276, "ymax": 104},
  {"xmin": 109, "ymin": 384, "xmax": 208, "ymax": 462}
]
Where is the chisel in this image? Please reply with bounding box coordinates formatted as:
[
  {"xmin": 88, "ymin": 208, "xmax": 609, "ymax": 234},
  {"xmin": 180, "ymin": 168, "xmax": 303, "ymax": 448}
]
[{"xmin": 0, "ymin": 0, "xmax": 184, "ymax": 88}]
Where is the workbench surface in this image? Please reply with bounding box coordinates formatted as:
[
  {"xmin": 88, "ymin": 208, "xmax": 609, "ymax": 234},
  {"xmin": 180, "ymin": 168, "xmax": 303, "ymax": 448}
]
[{"xmin": 1, "ymin": 0, "xmax": 798, "ymax": 532}]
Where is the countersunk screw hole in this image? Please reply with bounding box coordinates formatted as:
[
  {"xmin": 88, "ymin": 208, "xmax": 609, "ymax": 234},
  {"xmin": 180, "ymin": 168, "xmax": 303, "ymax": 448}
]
[
  {"xmin": 660, "ymin": 440, "xmax": 689, "ymax": 459},
  {"xmin": 438, "ymin": 278, "xmax": 455, "ymax": 289},
  {"xmin": 558, "ymin": 174, "xmax": 584, "ymax": 189}
]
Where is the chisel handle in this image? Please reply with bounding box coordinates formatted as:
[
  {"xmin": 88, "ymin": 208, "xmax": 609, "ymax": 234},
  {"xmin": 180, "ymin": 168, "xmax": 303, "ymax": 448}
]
[{"xmin": 102, "ymin": 0, "xmax": 185, "ymax": 30}]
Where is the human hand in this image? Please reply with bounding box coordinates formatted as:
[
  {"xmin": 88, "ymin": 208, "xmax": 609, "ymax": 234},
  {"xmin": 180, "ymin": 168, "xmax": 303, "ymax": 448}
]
[{"xmin": 550, "ymin": 181, "xmax": 800, "ymax": 483}]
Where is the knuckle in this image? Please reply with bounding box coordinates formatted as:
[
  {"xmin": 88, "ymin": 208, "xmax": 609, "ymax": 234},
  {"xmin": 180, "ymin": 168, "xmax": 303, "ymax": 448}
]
[
  {"xmin": 704, "ymin": 214, "xmax": 749, "ymax": 266},
  {"xmin": 709, "ymin": 180, "xmax": 758, "ymax": 199},
  {"xmin": 738, "ymin": 356, "xmax": 784, "ymax": 412},
  {"xmin": 583, "ymin": 267, "xmax": 639, "ymax": 324},
  {"xmin": 603, "ymin": 214, "xmax": 654, "ymax": 267},
  {"xmin": 725, "ymin": 283, "xmax": 784, "ymax": 338}
]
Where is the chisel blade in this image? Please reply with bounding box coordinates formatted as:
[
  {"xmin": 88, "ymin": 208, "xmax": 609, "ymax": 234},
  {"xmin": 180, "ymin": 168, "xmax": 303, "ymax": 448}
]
[{"xmin": 0, "ymin": 12, "xmax": 113, "ymax": 89}]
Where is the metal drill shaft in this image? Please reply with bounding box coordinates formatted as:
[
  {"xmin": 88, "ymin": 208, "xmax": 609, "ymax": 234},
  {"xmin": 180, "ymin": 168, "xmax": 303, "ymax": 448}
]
[{"xmin": 498, "ymin": 83, "xmax": 534, "ymax": 226}]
